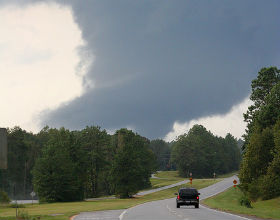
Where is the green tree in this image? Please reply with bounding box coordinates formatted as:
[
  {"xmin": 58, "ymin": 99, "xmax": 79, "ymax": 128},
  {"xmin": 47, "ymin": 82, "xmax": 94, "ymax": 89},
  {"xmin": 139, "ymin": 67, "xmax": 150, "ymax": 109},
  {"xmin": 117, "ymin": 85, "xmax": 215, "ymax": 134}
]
[
  {"xmin": 2, "ymin": 127, "xmax": 28, "ymax": 198},
  {"xmin": 243, "ymin": 67, "xmax": 280, "ymax": 147},
  {"xmin": 240, "ymin": 67, "xmax": 280, "ymax": 200},
  {"xmin": 260, "ymin": 119, "xmax": 280, "ymax": 199},
  {"xmin": 32, "ymin": 128, "xmax": 84, "ymax": 202},
  {"xmin": 79, "ymin": 126, "xmax": 112, "ymax": 197},
  {"xmin": 244, "ymin": 67, "xmax": 280, "ymax": 125},
  {"xmin": 239, "ymin": 125, "xmax": 274, "ymax": 198},
  {"xmin": 149, "ymin": 139, "xmax": 171, "ymax": 170},
  {"xmin": 111, "ymin": 129, "xmax": 155, "ymax": 198}
]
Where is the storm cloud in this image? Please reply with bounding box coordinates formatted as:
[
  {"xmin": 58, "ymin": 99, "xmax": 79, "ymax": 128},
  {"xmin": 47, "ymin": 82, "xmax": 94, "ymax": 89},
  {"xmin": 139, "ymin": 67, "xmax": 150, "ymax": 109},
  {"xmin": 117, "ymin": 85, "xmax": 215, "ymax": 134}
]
[{"xmin": 6, "ymin": 0, "xmax": 280, "ymax": 139}]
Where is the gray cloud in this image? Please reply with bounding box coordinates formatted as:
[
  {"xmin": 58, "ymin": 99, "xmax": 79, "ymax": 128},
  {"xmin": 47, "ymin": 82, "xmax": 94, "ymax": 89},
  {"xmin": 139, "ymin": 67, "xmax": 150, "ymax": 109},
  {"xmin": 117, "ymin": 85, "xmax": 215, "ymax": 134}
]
[{"xmin": 5, "ymin": 0, "xmax": 280, "ymax": 138}]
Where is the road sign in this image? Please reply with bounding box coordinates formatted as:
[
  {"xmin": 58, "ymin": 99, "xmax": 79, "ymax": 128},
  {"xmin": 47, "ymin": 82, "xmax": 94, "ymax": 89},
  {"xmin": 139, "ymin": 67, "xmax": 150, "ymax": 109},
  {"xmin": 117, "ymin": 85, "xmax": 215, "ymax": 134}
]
[
  {"xmin": 190, "ymin": 172, "xmax": 192, "ymax": 177},
  {"xmin": 233, "ymin": 179, "xmax": 237, "ymax": 188},
  {"xmin": 0, "ymin": 128, "xmax": 7, "ymax": 169}
]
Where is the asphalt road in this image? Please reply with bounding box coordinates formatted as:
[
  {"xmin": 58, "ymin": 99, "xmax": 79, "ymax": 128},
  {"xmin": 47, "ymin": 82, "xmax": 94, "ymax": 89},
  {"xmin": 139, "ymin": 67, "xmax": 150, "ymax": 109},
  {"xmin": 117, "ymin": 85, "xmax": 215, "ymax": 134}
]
[
  {"xmin": 136, "ymin": 179, "xmax": 189, "ymax": 196},
  {"xmin": 75, "ymin": 175, "xmax": 250, "ymax": 220}
]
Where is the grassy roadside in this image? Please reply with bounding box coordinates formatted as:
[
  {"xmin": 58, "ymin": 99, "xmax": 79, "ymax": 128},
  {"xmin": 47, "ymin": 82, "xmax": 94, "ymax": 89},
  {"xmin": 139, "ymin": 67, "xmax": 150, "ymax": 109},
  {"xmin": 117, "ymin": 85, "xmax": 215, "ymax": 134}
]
[
  {"xmin": 150, "ymin": 171, "xmax": 185, "ymax": 189},
  {"xmin": 0, "ymin": 178, "xmax": 221, "ymax": 220},
  {"xmin": 203, "ymin": 186, "xmax": 280, "ymax": 220},
  {"xmin": 216, "ymin": 171, "xmax": 238, "ymax": 178}
]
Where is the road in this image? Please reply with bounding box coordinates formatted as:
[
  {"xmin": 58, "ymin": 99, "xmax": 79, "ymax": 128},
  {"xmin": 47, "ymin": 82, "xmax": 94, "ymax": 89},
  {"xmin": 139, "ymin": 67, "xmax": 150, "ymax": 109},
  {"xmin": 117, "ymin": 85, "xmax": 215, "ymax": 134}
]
[
  {"xmin": 136, "ymin": 179, "xmax": 189, "ymax": 196},
  {"xmin": 75, "ymin": 175, "xmax": 251, "ymax": 220}
]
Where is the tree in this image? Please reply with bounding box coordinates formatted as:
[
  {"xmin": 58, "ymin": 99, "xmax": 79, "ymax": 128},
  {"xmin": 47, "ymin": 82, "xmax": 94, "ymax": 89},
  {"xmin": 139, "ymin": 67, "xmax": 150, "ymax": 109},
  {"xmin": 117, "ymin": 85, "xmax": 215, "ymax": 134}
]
[
  {"xmin": 78, "ymin": 126, "xmax": 112, "ymax": 197},
  {"xmin": 111, "ymin": 129, "xmax": 155, "ymax": 198},
  {"xmin": 239, "ymin": 125, "xmax": 274, "ymax": 197},
  {"xmin": 240, "ymin": 67, "xmax": 280, "ymax": 200},
  {"xmin": 243, "ymin": 67, "xmax": 280, "ymax": 146},
  {"xmin": 244, "ymin": 67, "xmax": 280, "ymax": 125},
  {"xmin": 32, "ymin": 128, "xmax": 84, "ymax": 202},
  {"xmin": 149, "ymin": 139, "xmax": 171, "ymax": 170},
  {"xmin": 2, "ymin": 127, "xmax": 28, "ymax": 198},
  {"xmin": 259, "ymin": 119, "xmax": 280, "ymax": 200}
]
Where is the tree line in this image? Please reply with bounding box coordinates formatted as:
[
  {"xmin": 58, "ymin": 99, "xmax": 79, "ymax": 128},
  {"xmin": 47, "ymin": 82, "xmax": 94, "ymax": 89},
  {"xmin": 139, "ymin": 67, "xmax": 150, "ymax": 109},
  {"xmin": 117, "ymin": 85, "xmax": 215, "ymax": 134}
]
[
  {"xmin": 0, "ymin": 127, "xmax": 156, "ymax": 201},
  {"xmin": 0, "ymin": 120, "xmax": 242, "ymax": 202},
  {"xmin": 171, "ymin": 125, "xmax": 241, "ymax": 178},
  {"xmin": 240, "ymin": 67, "xmax": 280, "ymax": 200}
]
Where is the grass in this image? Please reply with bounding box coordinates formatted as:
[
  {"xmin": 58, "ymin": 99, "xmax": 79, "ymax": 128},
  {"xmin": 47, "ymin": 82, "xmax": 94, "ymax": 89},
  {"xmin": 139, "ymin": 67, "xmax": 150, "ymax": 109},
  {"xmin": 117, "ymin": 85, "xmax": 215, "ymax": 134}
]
[
  {"xmin": 216, "ymin": 171, "xmax": 238, "ymax": 178},
  {"xmin": 150, "ymin": 171, "xmax": 186, "ymax": 189},
  {"xmin": 0, "ymin": 178, "xmax": 220, "ymax": 220},
  {"xmin": 203, "ymin": 186, "xmax": 280, "ymax": 220}
]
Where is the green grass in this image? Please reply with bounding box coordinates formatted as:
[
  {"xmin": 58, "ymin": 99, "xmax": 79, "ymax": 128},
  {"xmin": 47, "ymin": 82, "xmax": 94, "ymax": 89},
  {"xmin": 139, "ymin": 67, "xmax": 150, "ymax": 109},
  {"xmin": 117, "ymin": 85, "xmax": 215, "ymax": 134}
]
[
  {"xmin": 203, "ymin": 187, "xmax": 280, "ymax": 220},
  {"xmin": 150, "ymin": 171, "xmax": 185, "ymax": 189},
  {"xmin": 154, "ymin": 171, "xmax": 182, "ymax": 179},
  {"xmin": 216, "ymin": 171, "xmax": 238, "ymax": 178},
  {"xmin": 0, "ymin": 178, "xmax": 220, "ymax": 220}
]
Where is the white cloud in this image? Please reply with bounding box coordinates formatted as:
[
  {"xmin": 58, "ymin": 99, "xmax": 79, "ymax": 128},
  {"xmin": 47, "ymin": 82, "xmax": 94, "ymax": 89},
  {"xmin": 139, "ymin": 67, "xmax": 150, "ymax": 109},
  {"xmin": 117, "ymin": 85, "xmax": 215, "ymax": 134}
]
[
  {"xmin": 0, "ymin": 3, "xmax": 92, "ymax": 132},
  {"xmin": 164, "ymin": 97, "xmax": 252, "ymax": 142}
]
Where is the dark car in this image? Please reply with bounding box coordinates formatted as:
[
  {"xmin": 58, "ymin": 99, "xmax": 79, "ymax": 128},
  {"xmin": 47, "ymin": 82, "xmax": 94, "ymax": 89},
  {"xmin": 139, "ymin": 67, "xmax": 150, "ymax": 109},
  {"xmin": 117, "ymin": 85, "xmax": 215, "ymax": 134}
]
[{"xmin": 175, "ymin": 187, "xmax": 200, "ymax": 208}]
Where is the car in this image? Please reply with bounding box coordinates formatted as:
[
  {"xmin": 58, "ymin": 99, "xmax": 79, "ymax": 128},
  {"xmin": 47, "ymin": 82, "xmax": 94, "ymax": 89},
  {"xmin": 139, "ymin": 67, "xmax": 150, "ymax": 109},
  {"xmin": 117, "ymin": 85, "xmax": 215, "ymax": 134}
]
[{"xmin": 175, "ymin": 187, "xmax": 200, "ymax": 208}]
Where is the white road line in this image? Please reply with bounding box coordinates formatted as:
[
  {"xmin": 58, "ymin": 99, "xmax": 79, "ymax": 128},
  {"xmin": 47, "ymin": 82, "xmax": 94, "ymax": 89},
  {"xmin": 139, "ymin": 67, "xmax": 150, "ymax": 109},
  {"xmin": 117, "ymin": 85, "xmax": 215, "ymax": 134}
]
[
  {"xmin": 119, "ymin": 210, "xmax": 127, "ymax": 220},
  {"xmin": 200, "ymin": 204, "xmax": 253, "ymax": 220}
]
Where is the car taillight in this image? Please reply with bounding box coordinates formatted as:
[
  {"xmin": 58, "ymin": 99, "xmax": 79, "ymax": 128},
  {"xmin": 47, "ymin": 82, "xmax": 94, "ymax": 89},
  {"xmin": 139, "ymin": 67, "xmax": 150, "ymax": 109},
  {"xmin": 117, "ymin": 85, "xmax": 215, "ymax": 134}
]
[
  {"xmin": 177, "ymin": 195, "xmax": 180, "ymax": 199},
  {"xmin": 197, "ymin": 196, "xmax": 199, "ymax": 200}
]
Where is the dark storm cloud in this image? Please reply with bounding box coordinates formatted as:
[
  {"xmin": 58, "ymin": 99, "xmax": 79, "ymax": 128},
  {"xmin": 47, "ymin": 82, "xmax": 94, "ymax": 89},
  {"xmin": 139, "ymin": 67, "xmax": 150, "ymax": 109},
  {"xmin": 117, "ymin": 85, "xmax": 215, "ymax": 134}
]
[{"xmin": 5, "ymin": 0, "xmax": 279, "ymax": 138}]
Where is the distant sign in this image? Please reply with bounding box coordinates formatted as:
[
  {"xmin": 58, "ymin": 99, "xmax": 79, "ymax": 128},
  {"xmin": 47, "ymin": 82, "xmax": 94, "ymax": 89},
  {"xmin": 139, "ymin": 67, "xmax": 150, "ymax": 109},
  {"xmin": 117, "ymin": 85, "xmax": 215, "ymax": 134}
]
[
  {"xmin": 190, "ymin": 172, "xmax": 192, "ymax": 177},
  {"xmin": 0, "ymin": 128, "xmax": 7, "ymax": 169},
  {"xmin": 30, "ymin": 191, "xmax": 36, "ymax": 197}
]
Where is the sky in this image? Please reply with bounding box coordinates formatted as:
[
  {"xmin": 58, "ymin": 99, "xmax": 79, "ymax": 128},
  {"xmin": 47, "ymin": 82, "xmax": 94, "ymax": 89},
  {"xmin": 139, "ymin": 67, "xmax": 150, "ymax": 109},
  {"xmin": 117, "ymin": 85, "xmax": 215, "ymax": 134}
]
[{"xmin": 0, "ymin": 0, "xmax": 279, "ymax": 140}]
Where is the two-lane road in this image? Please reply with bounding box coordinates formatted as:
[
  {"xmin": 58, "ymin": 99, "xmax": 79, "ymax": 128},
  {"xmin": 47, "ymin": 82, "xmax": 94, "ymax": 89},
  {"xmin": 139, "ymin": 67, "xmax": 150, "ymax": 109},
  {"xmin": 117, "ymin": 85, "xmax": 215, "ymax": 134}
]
[
  {"xmin": 76, "ymin": 176, "xmax": 252, "ymax": 220},
  {"xmin": 122, "ymin": 175, "xmax": 246, "ymax": 220}
]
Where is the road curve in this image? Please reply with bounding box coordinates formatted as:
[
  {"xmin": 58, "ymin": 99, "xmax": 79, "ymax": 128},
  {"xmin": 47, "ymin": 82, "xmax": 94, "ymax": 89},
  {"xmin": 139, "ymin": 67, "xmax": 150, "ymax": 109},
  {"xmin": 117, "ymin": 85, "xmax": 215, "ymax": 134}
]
[
  {"xmin": 122, "ymin": 175, "xmax": 243, "ymax": 220},
  {"xmin": 75, "ymin": 176, "xmax": 248, "ymax": 220}
]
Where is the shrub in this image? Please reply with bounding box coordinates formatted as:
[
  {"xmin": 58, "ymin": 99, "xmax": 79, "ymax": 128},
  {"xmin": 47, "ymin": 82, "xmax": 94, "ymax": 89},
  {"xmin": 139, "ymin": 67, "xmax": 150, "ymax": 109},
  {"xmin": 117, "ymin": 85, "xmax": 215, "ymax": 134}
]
[{"xmin": 239, "ymin": 195, "xmax": 252, "ymax": 208}]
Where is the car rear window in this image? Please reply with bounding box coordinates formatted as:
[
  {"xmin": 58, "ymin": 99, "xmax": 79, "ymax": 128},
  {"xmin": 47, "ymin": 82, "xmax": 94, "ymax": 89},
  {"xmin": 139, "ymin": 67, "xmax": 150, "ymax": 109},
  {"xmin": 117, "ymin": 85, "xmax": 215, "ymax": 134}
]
[{"xmin": 179, "ymin": 189, "xmax": 198, "ymax": 195}]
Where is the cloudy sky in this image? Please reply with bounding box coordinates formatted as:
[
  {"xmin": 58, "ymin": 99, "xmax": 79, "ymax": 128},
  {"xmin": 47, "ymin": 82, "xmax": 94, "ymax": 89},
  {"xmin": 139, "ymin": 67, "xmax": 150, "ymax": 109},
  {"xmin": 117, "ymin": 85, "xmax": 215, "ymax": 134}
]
[{"xmin": 0, "ymin": 0, "xmax": 279, "ymax": 140}]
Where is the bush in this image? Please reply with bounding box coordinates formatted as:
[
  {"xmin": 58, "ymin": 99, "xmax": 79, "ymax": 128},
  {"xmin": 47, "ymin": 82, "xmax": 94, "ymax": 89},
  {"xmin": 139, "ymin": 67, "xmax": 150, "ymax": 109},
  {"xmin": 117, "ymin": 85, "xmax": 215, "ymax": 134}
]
[
  {"xmin": 239, "ymin": 195, "xmax": 252, "ymax": 208},
  {"xmin": 0, "ymin": 190, "xmax": 10, "ymax": 204}
]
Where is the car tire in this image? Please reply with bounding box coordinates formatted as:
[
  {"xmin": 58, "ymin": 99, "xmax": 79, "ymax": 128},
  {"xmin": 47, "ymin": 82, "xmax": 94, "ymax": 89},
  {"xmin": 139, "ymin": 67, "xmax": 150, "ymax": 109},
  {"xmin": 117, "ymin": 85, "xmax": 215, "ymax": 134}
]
[
  {"xmin": 195, "ymin": 204, "xmax": 199, "ymax": 208},
  {"xmin": 177, "ymin": 204, "xmax": 180, "ymax": 208}
]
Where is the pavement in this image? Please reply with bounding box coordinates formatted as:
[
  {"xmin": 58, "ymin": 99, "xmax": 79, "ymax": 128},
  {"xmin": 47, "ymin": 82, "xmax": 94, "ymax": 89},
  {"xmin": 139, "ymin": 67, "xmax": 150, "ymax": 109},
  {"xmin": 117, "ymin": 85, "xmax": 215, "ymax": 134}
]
[
  {"xmin": 11, "ymin": 199, "xmax": 38, "ymax": 204},
  {"xmin": 151, "ymin": 171, "xmax": 162, "ymax": 179},
  {"xmin": 74, "ymin": 175, "xmax": 250, "ymax": 220},
  {"xmin": 136, "ymin": 179, "xmax": 189, "ymax": 196}
]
